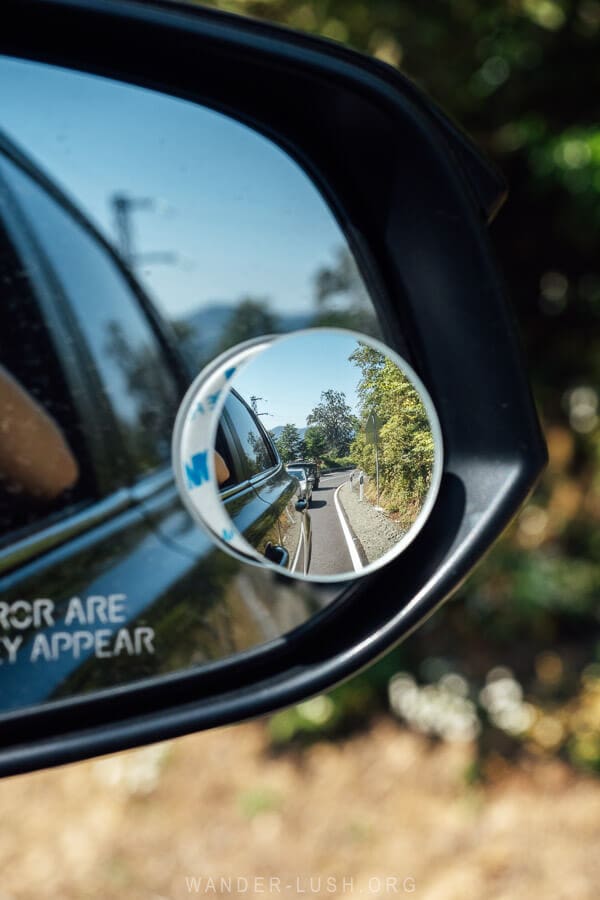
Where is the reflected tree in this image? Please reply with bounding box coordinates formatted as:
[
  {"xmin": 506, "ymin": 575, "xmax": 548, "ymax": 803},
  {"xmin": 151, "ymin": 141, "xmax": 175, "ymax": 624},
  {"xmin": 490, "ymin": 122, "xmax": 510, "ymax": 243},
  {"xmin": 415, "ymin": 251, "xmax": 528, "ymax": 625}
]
[
  {"xmin": 216, "ymin": 297, "xmax": 279, "ymax": 355},
  {"xmin": 103, "ymin": 320, "xmax": 177, "ymax": 471},
  {"xmin": 349, "ymin": 344, "xmax": 434, "ymax": 520},
  {"xmin": 311, "ymin": 247, "xmax": 379, "ymax": 335},
  {"xmin": 303, "ymin": 425, "xmax": 328, "ymax": 462},
  {"xmin": 274, "ymin": 423, "xmax": 303, "ymax": 462},
  {"xmin": 306, "ymin": 388, "xmax": 355, "ymax": 456}
]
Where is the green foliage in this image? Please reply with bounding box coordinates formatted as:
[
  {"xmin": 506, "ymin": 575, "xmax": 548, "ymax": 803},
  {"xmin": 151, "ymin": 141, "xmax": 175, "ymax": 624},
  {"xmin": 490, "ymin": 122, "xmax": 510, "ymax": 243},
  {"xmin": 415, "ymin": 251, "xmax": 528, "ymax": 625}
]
[
  {"xmin": 274, "ymin": 423, "xmax": 303, "ymax": 463},
  {"xmin": 303, "ymin": 425, "xmax": 327, "ymax": 461},
  {"xmin": 320, "ymin": 454, "xmax": 355, "ymax": 471},
  {"xmin": 306, "ymin": 388, "xmax": 356, "ymax": 456},
  {"xmin": 349, "ymin": 345, "xmax": 434, "ymax": 522},
  {"xmin": 269, "ymin": 651, "xmax": 402, "ymax": 746},
  {"xmin": 238, "ymin": 787, "xmax": 282, "ymax": 819}
]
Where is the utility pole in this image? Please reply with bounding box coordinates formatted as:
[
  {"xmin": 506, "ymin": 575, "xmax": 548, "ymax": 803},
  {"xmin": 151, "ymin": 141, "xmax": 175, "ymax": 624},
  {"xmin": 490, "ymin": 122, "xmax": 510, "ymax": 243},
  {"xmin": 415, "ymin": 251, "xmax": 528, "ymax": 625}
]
[
  {"xmin": 111, "ymin": 192, "xmax": 176, "ymax": 269},
  {"xmin": 250, "ymin": 396, "xmax": 272, "ymax": 417},
  {"xmin": 366, "ymin": 410, "xmax": 382, "ymax": 509}
]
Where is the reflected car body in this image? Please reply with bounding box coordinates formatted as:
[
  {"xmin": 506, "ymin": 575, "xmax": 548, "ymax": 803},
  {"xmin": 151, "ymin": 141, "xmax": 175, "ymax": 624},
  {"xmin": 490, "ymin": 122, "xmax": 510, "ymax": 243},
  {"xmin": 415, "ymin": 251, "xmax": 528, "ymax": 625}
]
[
  {"xmin": 218, "ymin": 393, "xmax": 312, "ymax": 574},
  {"xmin": 285, "ymin": 465, "xmax": 313, "ymax": 506},
  {"xmin": 0, "ymin": 132, "xmax": 316, "ymax": 712}
]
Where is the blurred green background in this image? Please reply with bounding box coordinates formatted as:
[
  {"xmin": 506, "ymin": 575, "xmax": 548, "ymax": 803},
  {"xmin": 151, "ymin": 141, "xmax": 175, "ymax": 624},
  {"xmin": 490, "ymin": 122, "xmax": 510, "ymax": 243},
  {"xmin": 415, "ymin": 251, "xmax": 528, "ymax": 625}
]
[{"xmin": 197, "ymin": 0, "xmax": 600, "ymax": 776}]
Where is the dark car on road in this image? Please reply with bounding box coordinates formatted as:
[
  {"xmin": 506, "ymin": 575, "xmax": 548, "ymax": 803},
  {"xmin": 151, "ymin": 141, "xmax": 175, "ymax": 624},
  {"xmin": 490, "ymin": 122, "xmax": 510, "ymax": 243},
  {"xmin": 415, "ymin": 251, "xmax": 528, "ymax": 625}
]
[{"xmin": 289, "ymin": 460, "xmax": 320, "ymax": 489}]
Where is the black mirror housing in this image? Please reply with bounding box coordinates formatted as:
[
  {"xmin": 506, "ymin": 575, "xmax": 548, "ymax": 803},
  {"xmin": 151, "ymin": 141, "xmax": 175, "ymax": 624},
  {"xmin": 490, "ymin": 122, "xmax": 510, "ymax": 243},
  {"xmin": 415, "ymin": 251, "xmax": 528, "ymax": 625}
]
[{"xmin": 0, "ymin": 0, "xmax": 546, "ymax": 776}]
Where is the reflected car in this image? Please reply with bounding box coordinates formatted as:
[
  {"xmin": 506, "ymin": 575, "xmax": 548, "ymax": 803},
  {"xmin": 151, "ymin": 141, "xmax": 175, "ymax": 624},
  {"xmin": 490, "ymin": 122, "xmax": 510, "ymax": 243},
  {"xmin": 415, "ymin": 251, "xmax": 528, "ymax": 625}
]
[
  {"xmin": 285, "ymin": 465, "xmax": 313, "ymax": 507},
  {"xmin": 217, "ymin": 393, "xmax": 312, "ymax": 573},
  {"xmin": 290, "ymin": 460, "xmax": 320, "ymax": 489}
]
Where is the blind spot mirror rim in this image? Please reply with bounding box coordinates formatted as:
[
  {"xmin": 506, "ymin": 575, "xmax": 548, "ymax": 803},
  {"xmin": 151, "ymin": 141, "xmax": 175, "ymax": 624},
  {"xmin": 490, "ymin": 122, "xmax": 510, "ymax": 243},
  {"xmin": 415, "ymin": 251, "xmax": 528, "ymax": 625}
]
[{"xmin": 172, "ymin": 327, "xmax": 444, "ymax": 584}]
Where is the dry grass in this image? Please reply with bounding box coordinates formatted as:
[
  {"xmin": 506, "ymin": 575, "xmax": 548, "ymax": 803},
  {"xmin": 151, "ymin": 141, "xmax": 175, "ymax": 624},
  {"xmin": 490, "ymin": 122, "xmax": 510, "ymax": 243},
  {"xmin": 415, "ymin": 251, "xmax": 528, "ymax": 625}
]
[{"xmin": 1, "ymin": 718, "xmax": 600, "ymax": 899}]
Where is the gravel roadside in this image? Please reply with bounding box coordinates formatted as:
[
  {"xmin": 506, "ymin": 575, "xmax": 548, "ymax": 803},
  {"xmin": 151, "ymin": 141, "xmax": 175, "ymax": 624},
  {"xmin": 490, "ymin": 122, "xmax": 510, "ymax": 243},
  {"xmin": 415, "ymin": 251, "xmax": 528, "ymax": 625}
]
[{"xmin": 338, "ymin": 477, "xmax": 405, "ymax": 565}]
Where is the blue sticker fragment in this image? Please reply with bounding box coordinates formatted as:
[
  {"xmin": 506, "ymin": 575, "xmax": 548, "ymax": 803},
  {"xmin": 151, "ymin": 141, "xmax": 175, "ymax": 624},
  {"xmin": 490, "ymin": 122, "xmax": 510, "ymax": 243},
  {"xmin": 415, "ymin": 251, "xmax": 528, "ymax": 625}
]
[
  {"xmin": 191, "ymin": 391, "xmax": 221, "ymax": 418},
  {"xmin": 224, "ymin": 366, "xmax": 236, "ymax": 380},
  {"xmin": 222, "ymin": 528, "xmax": 236, "ymax": 542},
  {"xmin": 185, "ymin": 451, "xmax": 210, "ymax": 489}
]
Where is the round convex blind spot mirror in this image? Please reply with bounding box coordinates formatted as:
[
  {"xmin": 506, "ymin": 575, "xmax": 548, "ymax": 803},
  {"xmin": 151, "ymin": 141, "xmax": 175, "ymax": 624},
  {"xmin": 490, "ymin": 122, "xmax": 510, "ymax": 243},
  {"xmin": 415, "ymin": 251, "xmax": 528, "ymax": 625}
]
[{"xmin": 173, "ymin": 329, "xmax": 443, "ymax": 582}]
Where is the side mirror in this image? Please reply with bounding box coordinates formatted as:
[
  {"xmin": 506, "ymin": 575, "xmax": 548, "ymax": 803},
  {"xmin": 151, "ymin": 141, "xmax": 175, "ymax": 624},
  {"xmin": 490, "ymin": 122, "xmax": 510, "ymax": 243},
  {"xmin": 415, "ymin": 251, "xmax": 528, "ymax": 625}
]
[{"xmin": 0, "ymin": 0, "xmax": 546, "ymax": 776}]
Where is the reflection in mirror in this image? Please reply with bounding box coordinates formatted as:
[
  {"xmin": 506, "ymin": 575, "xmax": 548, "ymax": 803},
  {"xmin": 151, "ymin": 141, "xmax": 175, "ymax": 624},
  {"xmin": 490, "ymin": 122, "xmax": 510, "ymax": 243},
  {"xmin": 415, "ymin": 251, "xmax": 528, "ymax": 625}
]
[
  {"xmin": 0, "ymin": 56, "xmax": 393, "ymax": 713},
  {"xmin": 174, "ymin": 330, "xmax": 443, "ymax": 583}
]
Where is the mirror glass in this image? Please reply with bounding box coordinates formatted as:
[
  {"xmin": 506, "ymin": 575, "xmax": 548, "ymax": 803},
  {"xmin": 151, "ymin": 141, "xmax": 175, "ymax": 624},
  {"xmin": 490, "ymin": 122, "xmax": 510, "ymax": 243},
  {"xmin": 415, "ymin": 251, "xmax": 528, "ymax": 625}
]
[
  {"xmin": 0, "ymin": 55, "xmax": 419, "ymax": 713},
  {"xmin": 174, "ymin": 329, "xmax": 442, "ymax": 581}
]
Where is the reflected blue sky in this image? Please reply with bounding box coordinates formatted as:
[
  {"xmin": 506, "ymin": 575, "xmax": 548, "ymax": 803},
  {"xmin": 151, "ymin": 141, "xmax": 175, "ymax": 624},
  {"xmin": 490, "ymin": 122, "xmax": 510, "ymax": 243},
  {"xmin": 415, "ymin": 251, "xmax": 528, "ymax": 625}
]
[
  {"xmin": 0, "ymin": 56, "xmax": 348, "ymax": 319},
  {"xmin": 231, "ymin": 333, "xmax": 362, "ymax": 430}
]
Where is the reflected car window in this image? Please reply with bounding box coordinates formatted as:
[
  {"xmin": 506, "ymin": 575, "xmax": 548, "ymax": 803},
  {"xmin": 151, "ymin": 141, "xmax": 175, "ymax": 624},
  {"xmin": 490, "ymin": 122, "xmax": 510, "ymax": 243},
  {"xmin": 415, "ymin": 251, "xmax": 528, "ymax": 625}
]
[
  {"xmin": 0, "ymin": 214, "xmax": 93, "ymax": 542},
  {"xmin": 223, "ymin": 393, "xmax": 276, "ymax": 480},
  {"xmin": 0, "ymin": 154, "xmax": 181, "ymax": 480}
]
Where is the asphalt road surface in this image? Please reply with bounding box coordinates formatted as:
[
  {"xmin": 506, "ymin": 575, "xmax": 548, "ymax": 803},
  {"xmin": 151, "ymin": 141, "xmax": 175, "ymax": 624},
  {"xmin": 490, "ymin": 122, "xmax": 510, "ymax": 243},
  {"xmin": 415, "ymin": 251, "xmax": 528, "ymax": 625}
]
[{"xmin": 307, "ymin": 470, "xmax": 354, "ymax": 577}]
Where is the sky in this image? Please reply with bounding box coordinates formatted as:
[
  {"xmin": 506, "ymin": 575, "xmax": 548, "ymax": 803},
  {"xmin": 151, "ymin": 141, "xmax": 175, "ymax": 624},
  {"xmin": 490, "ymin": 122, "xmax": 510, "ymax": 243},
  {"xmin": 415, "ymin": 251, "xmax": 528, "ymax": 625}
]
[
  {"xmin": 231, "ymin": 332, "xmax": 363, "ymax": 429},
  {"xmin": 0, "ymin": 55, "xmax": 350, "ymax": 319}
]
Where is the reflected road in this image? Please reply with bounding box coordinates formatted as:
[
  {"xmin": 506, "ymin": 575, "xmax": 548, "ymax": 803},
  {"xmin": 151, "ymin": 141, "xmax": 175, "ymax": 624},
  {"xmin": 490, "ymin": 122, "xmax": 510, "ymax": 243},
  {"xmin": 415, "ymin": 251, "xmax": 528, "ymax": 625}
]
[{"xmin": 307, "ymin": 470, "xmax": 354, "ymax": 577}]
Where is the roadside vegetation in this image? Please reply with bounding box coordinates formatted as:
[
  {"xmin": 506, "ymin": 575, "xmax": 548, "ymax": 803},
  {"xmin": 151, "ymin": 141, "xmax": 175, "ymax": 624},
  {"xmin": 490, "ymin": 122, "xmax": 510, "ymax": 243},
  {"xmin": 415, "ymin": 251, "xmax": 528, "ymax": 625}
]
[
  {"xmin": 272, "ymin": 389, "xmax": 357, "ymax": 465},
  {"xmin": 349, "ymin": 344, "xmax": 434, "ymax": 531}
]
